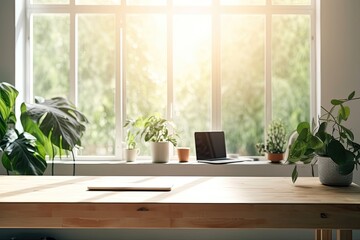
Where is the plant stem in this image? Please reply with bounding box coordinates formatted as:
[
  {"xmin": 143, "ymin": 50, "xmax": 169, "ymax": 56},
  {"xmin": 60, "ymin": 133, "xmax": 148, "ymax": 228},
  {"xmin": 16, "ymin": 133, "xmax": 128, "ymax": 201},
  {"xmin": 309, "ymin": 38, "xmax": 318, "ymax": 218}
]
[
  {"xmin": 51, "ymin": 145, "xmax": 55, "ymax": 176},
  {"xmin": 71, "ymin": 150, "xmax": 76, "ymax": 176},
  {"xmin": 320, "ymin": 106, "xmax": 342, "ymax": 139}
]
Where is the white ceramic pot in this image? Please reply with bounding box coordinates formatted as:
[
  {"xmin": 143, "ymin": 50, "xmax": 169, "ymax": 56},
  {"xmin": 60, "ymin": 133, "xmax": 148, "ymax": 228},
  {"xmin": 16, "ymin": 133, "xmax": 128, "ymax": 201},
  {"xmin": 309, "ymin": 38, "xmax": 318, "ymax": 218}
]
[
  {"xmin": 317, "ymin": 156, "xmax": 353, "ymax": 186},
  {"xmin": 124, "ymin": 148, "xmax": 139, "ymax": 162},
  {"xmin": 150, "ymin": 142, "xmax": 170, "ymax": 163}
]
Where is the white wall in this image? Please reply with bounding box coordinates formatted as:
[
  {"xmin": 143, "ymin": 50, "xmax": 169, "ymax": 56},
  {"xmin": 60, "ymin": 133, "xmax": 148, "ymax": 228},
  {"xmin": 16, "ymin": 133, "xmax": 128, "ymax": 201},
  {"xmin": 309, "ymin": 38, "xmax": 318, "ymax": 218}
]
[
  {"xmin": 321, "ymin": 0, "xmax": 360, "ymax": 184},
  {"xmin": 0, "ymin": 0, "xmax": 15, "ymax": 84}
]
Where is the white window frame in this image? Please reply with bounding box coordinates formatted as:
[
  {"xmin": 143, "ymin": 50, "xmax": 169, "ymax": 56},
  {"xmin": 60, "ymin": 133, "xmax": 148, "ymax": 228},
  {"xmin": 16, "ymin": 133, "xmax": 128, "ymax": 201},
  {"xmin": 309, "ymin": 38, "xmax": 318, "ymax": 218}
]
[{"xmin": 23, "ymin": 0, "xmax": 319, "ymax": 161}]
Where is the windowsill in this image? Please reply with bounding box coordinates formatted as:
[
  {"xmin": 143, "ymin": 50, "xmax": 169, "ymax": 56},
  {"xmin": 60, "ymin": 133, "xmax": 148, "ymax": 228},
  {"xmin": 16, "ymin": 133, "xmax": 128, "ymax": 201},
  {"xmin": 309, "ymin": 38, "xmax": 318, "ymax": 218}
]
[
  {"xmin": 47, "ymin": 157, "xmax": 266, "ymax": 165},
  {"xmin": 34, "ymin": 157, "xmax": 316, "ymax": 178}
]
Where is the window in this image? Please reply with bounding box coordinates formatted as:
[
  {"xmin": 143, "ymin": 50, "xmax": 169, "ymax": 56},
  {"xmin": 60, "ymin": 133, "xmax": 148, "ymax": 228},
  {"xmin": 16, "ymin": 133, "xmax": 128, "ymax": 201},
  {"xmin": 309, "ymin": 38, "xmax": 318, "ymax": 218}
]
[{"xmin": 27, "ymin": 0, "xmax": 316, "ymax": 160}]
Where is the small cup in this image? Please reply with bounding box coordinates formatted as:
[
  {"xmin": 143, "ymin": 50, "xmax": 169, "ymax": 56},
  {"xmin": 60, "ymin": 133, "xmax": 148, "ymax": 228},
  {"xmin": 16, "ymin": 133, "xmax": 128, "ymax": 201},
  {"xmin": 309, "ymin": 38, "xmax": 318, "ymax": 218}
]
[
  {"xmin": 124, "ymin": 148, "xmax": 140, "ymax": 162},
  {"xmin": 177, "ymin": 147, "xmax": 190, "ymax": 162}
]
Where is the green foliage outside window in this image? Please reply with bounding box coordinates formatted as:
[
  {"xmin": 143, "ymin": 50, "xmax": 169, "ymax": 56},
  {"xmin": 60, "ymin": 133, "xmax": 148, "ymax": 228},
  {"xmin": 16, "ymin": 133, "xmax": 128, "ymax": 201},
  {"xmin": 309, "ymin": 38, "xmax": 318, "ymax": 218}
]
[{"xmin": 31, "ymin": 4, "xmax": 311, "ymax": 157}]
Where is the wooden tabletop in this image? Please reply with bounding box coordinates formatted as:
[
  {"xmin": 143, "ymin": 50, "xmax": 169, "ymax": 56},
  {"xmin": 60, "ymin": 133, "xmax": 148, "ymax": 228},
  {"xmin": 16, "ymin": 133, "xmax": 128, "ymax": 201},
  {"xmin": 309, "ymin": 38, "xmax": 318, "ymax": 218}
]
[
  {"xmin": 0, "ymin": 176, "xmax": 359, "ymax": 229},
  {"xmin": 0, "ymin": 176, "xmax": 359, "ymax": 204}
]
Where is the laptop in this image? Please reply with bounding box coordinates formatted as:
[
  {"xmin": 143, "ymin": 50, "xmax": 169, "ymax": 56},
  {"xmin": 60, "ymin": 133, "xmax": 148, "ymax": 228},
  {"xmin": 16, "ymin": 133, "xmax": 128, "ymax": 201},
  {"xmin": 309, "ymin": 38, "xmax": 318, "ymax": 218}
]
[{"xmin": 194, "ymin": 131, "xmax": 253, "ymax": 164}]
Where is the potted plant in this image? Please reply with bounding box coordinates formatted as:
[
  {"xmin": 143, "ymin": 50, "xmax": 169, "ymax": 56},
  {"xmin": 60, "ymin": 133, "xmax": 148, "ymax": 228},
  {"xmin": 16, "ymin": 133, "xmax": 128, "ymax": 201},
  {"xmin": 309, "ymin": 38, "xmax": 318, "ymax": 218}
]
[
  {"xmin": 123, "ymin": 117, "xmax": 144, "ymax": 162},
  {"xmin": 288, "ymin": 91, "xmax": 360, "ymax": 186},
  {"xmin": 0, "ymin": 82, "xmax": 88, "ymax": 175},
  {"xmin": 140, "ymin": 114, "xmax": 178, "ymax": 163},
  {"xmin": 257, "ymin": 120, "xmax": 287, "ymax": 163}
]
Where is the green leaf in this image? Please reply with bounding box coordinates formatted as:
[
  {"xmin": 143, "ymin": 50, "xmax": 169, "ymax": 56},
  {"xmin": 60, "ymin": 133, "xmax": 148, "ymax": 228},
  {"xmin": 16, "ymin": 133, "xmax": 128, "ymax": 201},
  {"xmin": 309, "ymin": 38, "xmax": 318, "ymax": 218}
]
[
  {"xmin": 0, "ymin": 82, "xmax": 18, "ymax": 118},
  {"xmin": 302, "ymin": 155, "xmax": 315, "ymax": 164},
  {"xmin": 297, "ymin": 127, "xmax": 309, "ymax": 142},
  {"xmin": 24, "ymin": 97, "xmax": 88, "ymax": 151},
  {"xmin": 291, "ymin": 166, "xmax": 298, "ymax": 183},
  {"xmin": 348, "ymin": 91, "xmax": 355, "ymax": 100},
  {"xmin": 309, "ymin": 135, "xmax": 323, "ymax": 150},
  {"xmin": 296, "ymin": 122, "xmax": 310, "ymax": 134},
  {"xmin": 1, "ymin": 129, "xmax": 46, "ymax": 175},
  {"xmin": 339, "ymin": 125, "xmax": 354, "ymax": 141},
  {"xmin": 338, "ymin": 105, "xmax": 350, "ymax": 121},
  {"xmin": 317, "ymin": 122, "xmax": 327, "ymax": 134},
  {"xmin": 338, "ymin": 150, "xmax": 355, "ymax": 175},
  {"xmin": 348, "ymin": 140, "xmax": 360, "ymax": 152},
  {"xmin": 327, "ymin": 140, "xmax": 346, "ymax": 165},
  {"xmin": 0, "ymin": 82, "xmax": 19, "ymax": 139},
  {"xmin": 331, "ymin": 99, "xmax": 345, "ymax": 105},
  {"xmin": 1, "ymin": 150, "xmax": 12, "ymax": 170},
  {"xmin": 288, "ymin": 141, "xmax": 305, "ymax": 162},
  {"xmin": 20, "ymin": 103, "xmax": 54, "ymax": 159}
]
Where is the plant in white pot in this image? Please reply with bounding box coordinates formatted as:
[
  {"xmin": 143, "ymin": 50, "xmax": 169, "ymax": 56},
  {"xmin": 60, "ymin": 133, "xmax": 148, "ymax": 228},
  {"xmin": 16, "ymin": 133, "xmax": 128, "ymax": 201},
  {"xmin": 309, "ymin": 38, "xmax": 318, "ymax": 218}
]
[
  {"xmin": 288, "ymin": 91, "xmax": 360, "ymax": 186},
  {"xmin": 123, "ymin": 117, "xmax": 143, "ymax": 162},
  {"xmin": 140, "ymin": 114, "xmax": 178, "ymax": 163},
  {"xmin": 256, "ymin": 120, "xmax": 287, "ymax": 163}
]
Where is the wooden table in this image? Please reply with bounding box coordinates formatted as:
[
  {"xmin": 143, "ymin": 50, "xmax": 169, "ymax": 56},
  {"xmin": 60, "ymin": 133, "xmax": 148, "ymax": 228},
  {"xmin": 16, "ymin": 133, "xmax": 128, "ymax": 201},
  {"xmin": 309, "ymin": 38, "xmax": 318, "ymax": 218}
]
[{"xmin": 0, "ymin": 176, "xmax": 359, "ymax": 240}]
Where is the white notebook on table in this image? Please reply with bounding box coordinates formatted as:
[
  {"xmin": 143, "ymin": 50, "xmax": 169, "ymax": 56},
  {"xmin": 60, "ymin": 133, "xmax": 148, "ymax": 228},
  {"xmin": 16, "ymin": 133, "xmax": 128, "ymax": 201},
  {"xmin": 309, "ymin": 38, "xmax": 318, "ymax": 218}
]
[{"xmin": 87, "ymin": 182, "xmax": 173, "ymax": 191}]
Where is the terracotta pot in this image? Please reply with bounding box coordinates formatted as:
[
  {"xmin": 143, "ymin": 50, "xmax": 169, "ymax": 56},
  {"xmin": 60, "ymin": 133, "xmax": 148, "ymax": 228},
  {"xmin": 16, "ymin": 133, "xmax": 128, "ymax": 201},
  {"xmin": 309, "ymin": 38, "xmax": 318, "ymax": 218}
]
[
  {"xmin": 177, "ymin": 147, "xmax": 190, "ymax": 162},
  {"xmin": 266, "ymin": 153, "xmax": 284, "ymax": 163}
]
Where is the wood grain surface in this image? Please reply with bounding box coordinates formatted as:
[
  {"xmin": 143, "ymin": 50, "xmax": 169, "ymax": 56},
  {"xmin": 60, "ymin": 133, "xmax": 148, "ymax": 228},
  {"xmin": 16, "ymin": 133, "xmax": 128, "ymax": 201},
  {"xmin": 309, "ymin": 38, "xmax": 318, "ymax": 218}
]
[{"xmin": 0, "ymin": 176, "xmax": 359, "ymax": 230}]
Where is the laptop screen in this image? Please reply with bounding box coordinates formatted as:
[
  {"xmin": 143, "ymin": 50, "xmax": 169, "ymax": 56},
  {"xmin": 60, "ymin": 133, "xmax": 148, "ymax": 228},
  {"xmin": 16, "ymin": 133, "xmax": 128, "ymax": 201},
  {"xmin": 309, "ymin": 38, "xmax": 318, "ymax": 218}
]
[{"xmin": 194, "ymin": 131, "xmax": 227, "ymax": 160}]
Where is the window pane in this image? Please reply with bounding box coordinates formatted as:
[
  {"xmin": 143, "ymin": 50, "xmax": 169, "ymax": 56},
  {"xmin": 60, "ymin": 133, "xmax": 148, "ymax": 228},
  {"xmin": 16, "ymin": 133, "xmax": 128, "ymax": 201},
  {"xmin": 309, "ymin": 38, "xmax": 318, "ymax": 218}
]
[
  {"xmin": 126, "ymin": 15, "xmax": 167, "ymax": 155},
  {"xmin": 173, "ymin": 0, "xmax": 211, "ymax": 6},
  {"xmin": 32, "ymin": 14, "xmax": 69, "ymax": 99},
  {"xmin": 272, "ymin": 15, "xmax": 311, "ymax": 133},
  {"xmin": 173, "ymin": 15, "xmax": 212, "ymax": 151},
  {"xmin": 31, "ymin": 0, "xmax": 69, "ymax": 4},
  {"xmin": 126, "ymin": 0, "xmax": 165, "ymax": 5},
  {"xmin": 77, "ymin": 15, "xmax": 116, "ymax": 156},
  {"xmin": 221, "ymin": 15, "xmax": 265, "ymax": 155},
  {"xmin": 272, "ymin": 0, "xmax": 310, "ymax": 5},
  {"xmin": 221, "ymin": 0, "xmax": 265, "ymax": 5},
  {"xmin": 76, "ymin": 0, "xmax": 120, "ymax": 5}
]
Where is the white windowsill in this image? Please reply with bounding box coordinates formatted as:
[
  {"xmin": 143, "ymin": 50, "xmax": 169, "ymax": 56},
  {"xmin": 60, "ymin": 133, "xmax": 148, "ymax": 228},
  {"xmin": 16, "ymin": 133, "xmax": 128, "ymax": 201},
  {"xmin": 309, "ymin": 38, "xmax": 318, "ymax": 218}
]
[{"xmin": 33, "ymin": 158, "xmax": 316, "ymax": 178}]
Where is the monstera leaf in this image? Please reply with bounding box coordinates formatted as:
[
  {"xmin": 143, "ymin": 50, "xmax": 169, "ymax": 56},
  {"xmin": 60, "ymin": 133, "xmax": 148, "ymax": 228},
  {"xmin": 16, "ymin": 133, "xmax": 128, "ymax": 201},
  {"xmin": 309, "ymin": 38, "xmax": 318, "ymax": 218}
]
[
  {"xmin": 24, "ymin": 97, "xmax": 88, "ymax": 152},
  {"xmin": 0, "ymin": 82, "xmax": 18, "ymax": 139},
  {"xmin": 0, "ymin": 128, "xmax": 46, "ymax": 175},
  {"xmin": 20, "ymin": 103, "xmax": 55, "ymax": 160},
  {"xmin": 1, "ymin": 82, "xmax": 88, "ymax": 175}
]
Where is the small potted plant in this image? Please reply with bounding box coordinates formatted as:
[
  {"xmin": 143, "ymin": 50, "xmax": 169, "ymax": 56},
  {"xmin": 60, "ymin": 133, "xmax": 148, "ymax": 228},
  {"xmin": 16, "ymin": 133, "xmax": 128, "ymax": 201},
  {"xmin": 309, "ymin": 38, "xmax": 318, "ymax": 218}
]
[
  {"xmin": 257, "ymin": 120, "xmax": 287, "ymax": 163},
  {"xmin": 140, "ymin": 114, "xmax": 178, "ymax": 163},
  {"xmin": 287, "ymin": 91, "xmax": 360, "ymax": 186},
  {"xmin": 123, "ymin": 117, "xmax": 143, "ymax": 162}
]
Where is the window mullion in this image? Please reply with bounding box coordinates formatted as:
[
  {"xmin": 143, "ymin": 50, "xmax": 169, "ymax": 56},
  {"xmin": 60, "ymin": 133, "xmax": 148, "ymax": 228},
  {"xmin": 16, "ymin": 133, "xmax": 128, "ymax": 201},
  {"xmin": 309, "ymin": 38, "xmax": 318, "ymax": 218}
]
[
  {"xmin": 167, "ymin": 0, "xmax": 174, "ymax": 156},
  {"xmin": 167, "ymin": 0, "xmax": 173, "ymax": 121},
  {"xmin": 265, "ymin": 13, "xmax": 272, "ymax": 139},
  {"xmin": 116, "ymin": 11, "xmax": 123, "ymax": 159},
  {"xmin": 212, "ymin": 0, "xmax": 221, "ymax": 130},
  {"xmin": 312, "ymin": 0, "xmax": 320, "ymax": 123},
  {"xmin": 69, "ymin": 12, "xmax": 77, "ymax": 105},
  {"xmin": 27, "ymin": 4, "xmax": 33, "ymax": 103}
]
